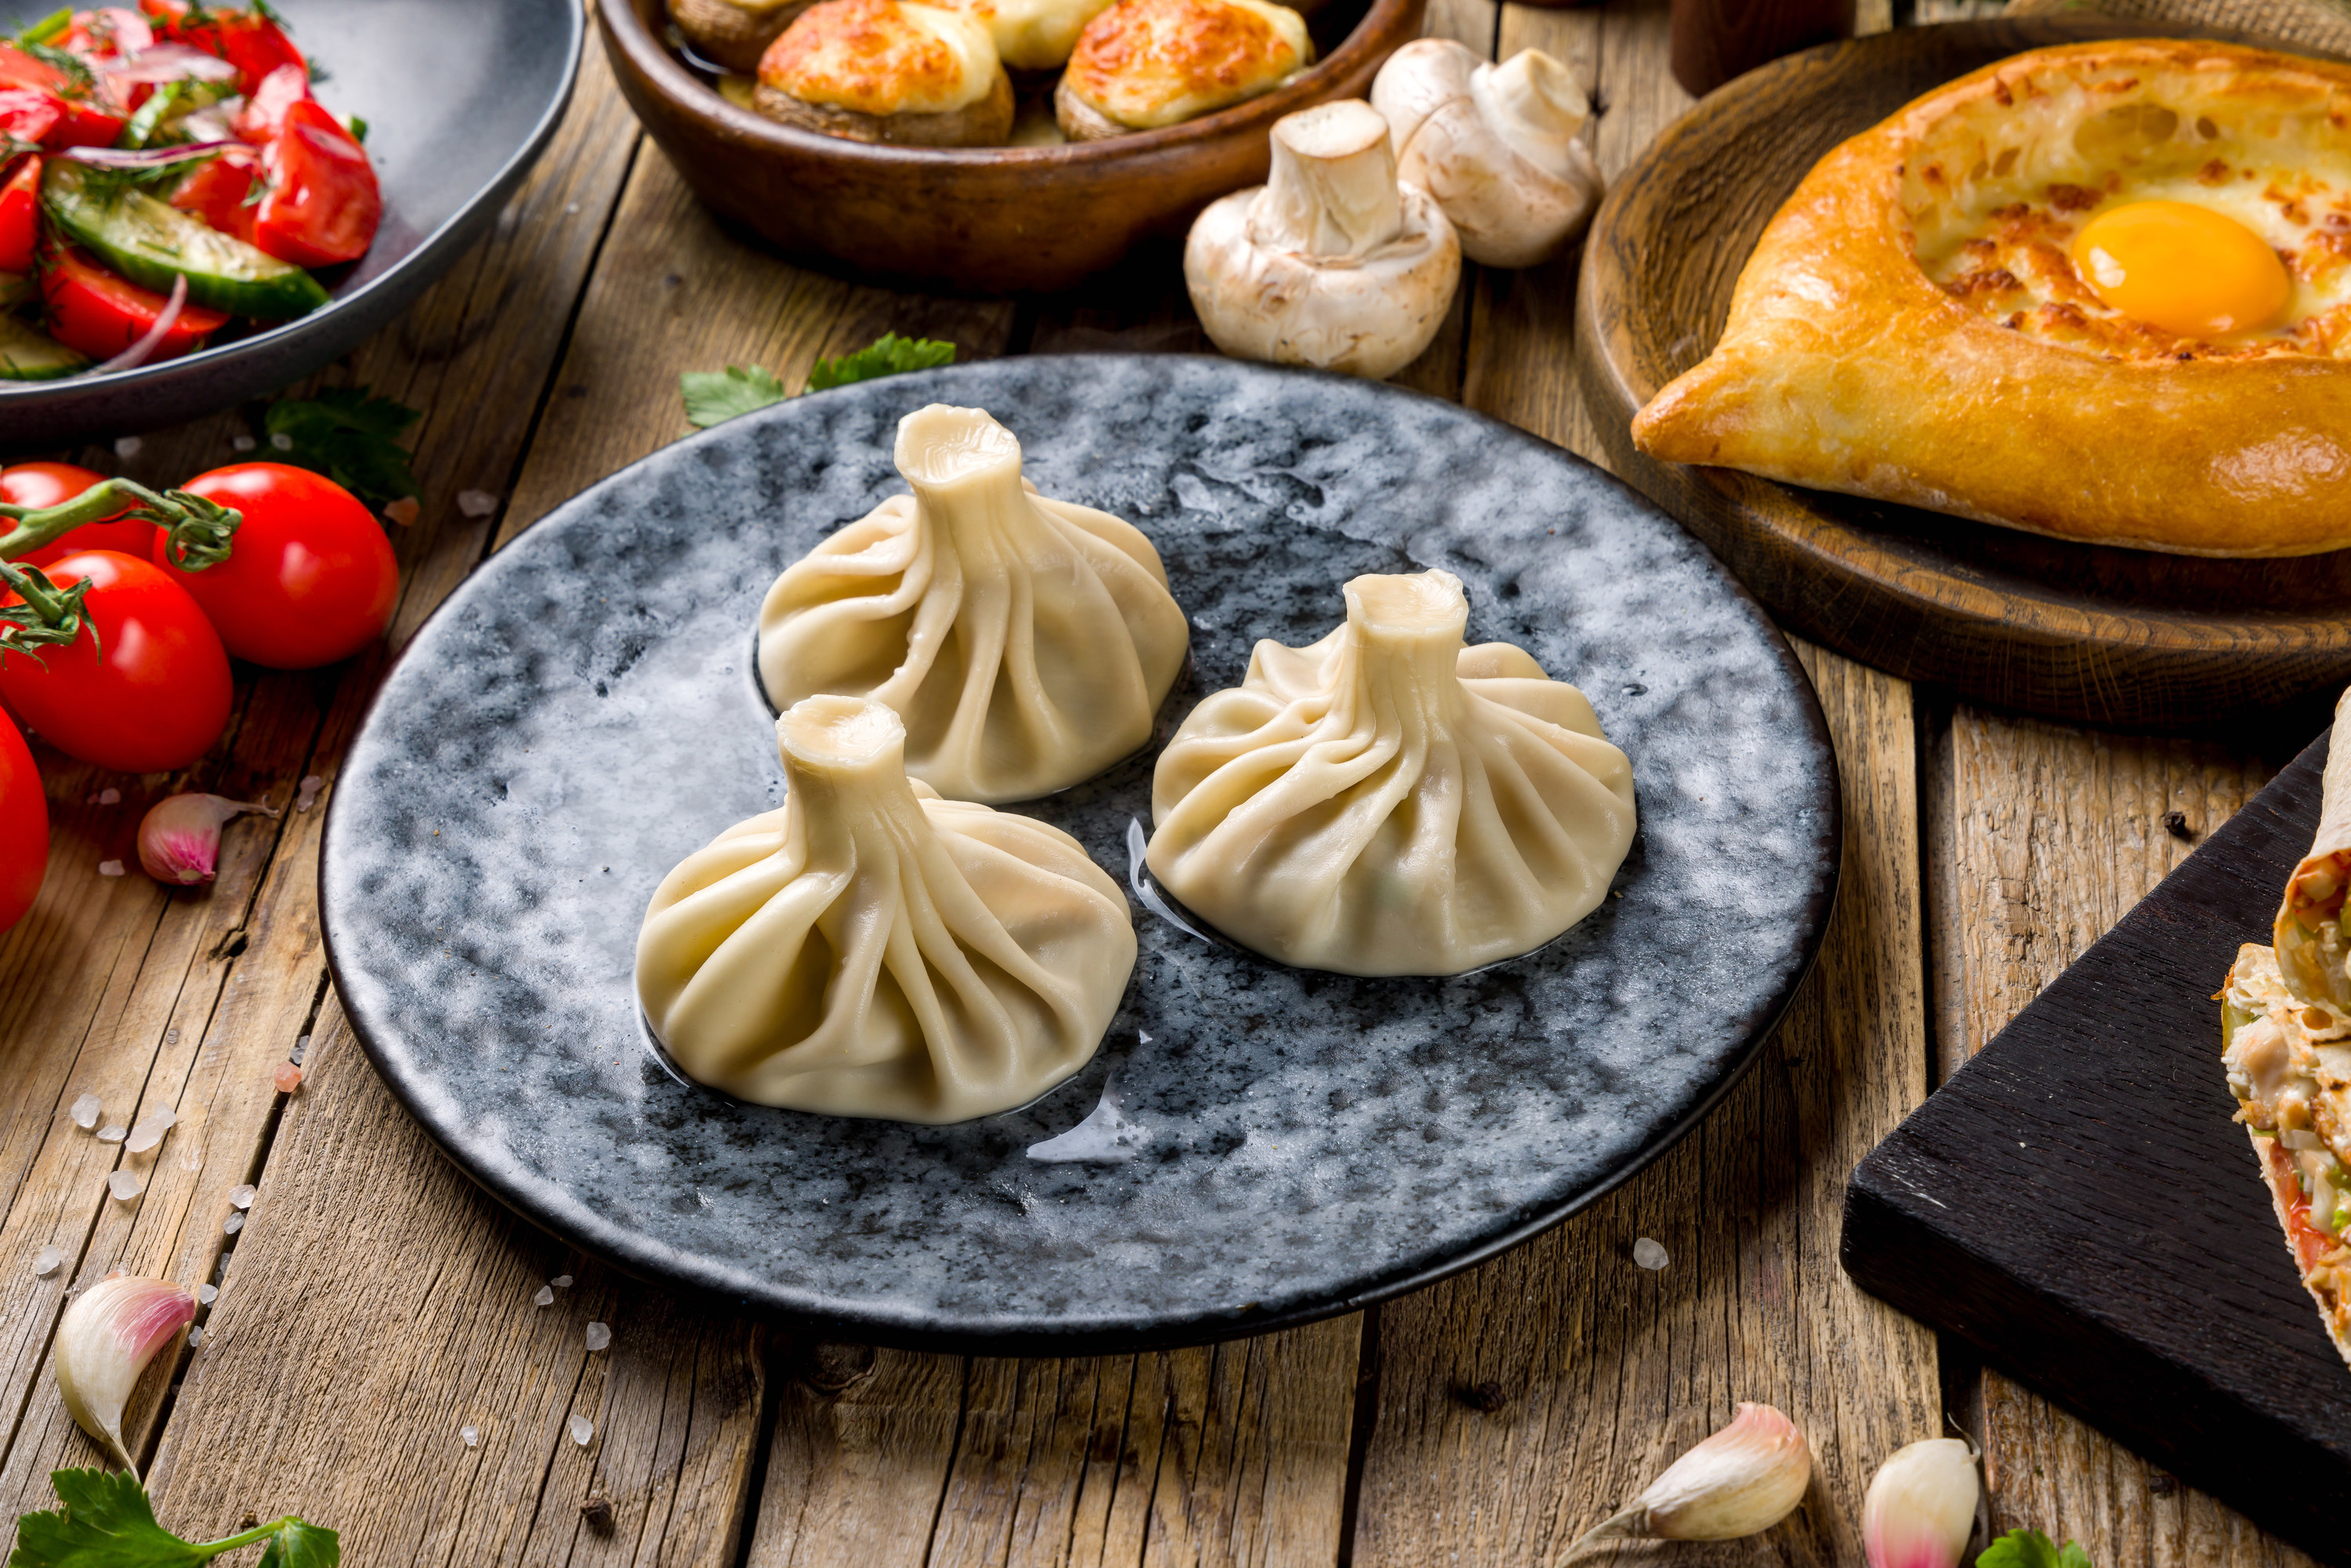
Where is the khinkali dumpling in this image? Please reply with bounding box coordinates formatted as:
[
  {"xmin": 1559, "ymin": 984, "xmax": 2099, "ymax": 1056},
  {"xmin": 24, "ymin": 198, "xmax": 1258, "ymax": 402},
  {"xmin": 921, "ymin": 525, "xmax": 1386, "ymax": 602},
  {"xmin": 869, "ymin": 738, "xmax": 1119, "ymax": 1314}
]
[
  {"xmin": 1145, "ymin": 570, "xmax": 1636, "ymax": 976},
  {"xmin": 636, "ymin": 695, "xmax": 1136, "ymax": 1121},
  {"xmin": 757, "ymin": 404, "xmax": 1190, "ymax": 804}
]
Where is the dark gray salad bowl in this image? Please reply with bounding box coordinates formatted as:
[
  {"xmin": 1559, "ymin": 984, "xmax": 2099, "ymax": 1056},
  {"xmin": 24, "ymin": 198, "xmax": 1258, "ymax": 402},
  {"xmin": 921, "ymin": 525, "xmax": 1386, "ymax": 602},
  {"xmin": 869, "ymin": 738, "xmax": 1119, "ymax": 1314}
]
[{"xmin": 0, "ymin": 0, "xmax": 581, "ymax": 448}]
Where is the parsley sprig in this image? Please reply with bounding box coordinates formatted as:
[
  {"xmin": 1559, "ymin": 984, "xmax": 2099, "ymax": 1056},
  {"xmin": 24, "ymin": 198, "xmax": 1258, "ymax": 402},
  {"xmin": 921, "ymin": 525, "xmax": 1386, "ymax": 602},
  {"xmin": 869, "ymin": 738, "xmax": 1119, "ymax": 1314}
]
[
  {"xmin": 1977, "ymin": 1527, "xmax": 2095, "ymax": 1568},
  {"xmin": 260, "ymin": 387, "xmax": 422, "ymax": 509},
  {"xmin": 679, "ymin": 333, "xmax": 956, "ymax": 429},
  {"xmin": 8, "ymin": 1468, "xmax": 339, "ymax": 1568}
]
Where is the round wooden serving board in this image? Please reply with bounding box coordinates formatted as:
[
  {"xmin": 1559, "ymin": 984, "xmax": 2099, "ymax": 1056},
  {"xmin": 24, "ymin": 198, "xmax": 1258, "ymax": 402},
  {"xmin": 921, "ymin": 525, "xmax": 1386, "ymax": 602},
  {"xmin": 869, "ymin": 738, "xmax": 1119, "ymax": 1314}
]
[{"xmin": 1574, "ymin": 16, "xmax": 2351, "ymax": 732}]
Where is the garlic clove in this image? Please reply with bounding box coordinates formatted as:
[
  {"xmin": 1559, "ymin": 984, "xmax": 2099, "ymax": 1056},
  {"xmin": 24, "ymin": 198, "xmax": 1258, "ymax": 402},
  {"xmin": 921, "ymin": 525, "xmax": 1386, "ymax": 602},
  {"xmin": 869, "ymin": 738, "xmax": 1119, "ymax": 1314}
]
[
  {"xmin": 1862, "ymin": 1439, "xmax": 1980, "ymax": 1568},
  {"xmin": 136, "ymin": 793, "xmax": 278, "ymax": 885},
  {"xmin": 1567, "ymin": 1402, "xmax": 1811, "ymax": 1552},
  {"xmin": 53, "ymin": 1274, "xmax": 197, "ymax": 1474}
]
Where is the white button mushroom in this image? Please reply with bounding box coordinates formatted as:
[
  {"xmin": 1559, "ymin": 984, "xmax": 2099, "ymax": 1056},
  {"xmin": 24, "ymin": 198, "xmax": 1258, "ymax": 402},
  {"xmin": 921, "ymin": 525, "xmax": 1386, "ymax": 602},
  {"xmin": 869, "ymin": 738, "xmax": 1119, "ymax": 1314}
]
[
  {"xmin": 1371, "ymin": 40, "xmax": 1604, "ymax": 268},
  {"xmin": 1184, "ymin": 98, "xmax": 1461, "ymax": 381}
]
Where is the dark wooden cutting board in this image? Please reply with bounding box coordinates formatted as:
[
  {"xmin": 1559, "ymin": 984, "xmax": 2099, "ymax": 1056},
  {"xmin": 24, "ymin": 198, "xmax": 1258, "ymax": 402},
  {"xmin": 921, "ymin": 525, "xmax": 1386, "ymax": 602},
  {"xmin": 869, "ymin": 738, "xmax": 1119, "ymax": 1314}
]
[
  {"xmin": 1842, "ymin": 730, "xmax": 2350, "ymax": 1563},
  {"xmin": 1574, "ymin": 17, "xmax": 2351, "ymax": 732}
]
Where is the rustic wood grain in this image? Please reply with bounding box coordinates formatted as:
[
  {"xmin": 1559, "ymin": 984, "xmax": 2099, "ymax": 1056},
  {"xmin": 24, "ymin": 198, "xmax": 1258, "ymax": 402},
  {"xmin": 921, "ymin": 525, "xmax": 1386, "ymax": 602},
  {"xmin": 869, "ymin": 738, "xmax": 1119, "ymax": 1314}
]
[
  {"xmin": 1570, "ymin": 11, "xmax": 2351, "ymax": 730},
  {"xmin": 1924, "ymin": 707, "xmax": 2303, "ymax": 1566}
]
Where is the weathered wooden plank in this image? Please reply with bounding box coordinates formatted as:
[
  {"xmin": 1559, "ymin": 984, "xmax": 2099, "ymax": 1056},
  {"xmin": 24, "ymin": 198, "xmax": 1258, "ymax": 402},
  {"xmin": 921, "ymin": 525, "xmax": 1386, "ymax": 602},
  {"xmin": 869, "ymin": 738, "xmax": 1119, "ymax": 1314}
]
[
  {"xmin": 129, "ymin": 996, "xmax": 766, "ymax": 1568},
  {"xmin": 498, "ymin": 141, "xmax": 1021, "ymax": 550},
  {"xmin": 1926, "ymin": 707, "xmax": 2300, "ymax": 1566}
]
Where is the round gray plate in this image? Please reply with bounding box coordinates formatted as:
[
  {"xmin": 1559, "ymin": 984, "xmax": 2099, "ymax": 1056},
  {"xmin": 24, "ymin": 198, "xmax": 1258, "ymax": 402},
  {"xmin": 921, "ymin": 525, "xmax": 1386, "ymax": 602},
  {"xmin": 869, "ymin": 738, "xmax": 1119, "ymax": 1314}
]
[
  {"xmin": 321, "ymin": 356, "xmax": 1840, "ymax": 1352},
  {"xmin": 0, "ymin": 0, "xmax": 581, "ymax": 447}
]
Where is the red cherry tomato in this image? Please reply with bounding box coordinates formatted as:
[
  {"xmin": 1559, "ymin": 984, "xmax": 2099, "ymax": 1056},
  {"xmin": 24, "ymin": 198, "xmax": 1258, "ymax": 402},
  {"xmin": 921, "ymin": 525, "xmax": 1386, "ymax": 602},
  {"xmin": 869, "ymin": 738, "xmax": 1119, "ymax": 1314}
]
[
  {"xmin": 0, "ymin": 707, "xmax": 45, "ymax": 936},
  {"xmin": 40, "ymin": 242, "xmax": 230, "ymax": 363},
  {"xmin": 0, "ymin": 44, "xmax": 125, "ymax": 147},
  {"xmin": 0, "ymin": 153, "xmax": 38, "ymax": 274},
  {"xmin": 161, "ymin": 464, "xmax": 397, "ymax": 668},
  {"xmin": 0, "ymin": 462, "xmax": 154, "ymax": 568},
  {"xmin": 0, "ymin": 550, "xmax": 230, "ymax": 773},
  {"xmin": 249, "ymin": 99, "xmax": 378, "ymax": 267},
  {"xmin": 168, "ymin": 147, "xmax": 258, "ymax": 244},
  {"xmin": 0, "ymin": 91, "xmax": 60, "ymax": 151}
]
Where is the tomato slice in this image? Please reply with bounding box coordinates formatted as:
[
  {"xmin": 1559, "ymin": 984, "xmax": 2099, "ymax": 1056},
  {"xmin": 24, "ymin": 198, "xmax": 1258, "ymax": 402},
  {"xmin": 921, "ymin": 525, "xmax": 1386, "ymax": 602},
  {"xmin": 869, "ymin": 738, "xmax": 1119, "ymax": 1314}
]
[
  {"xmin": 0, "ymin": 45, "xmax": 125, "ymax": 148},
  {"xmin": 0, "ymin": 154, "xmax": 38, "ymax": 274},
  {"xmin": 0, "ymin": 88, "xmax": 61, "ymax": 149},
  {"xmin": 251, "ymin": 99, "xmax": 379, "ymax": 267},
  {"xmin": 234, "ymin": 59, "xmax": 306, "ymax": 140},
  {"xmin": 1, "ymin": 462, "xmax": 154, "ymax": 567},
  {"xmin": 167, "ymin": 147, "xmax": 258, "ymax": 244},
  {"xmin": 140, "ymin": 2, "xmax": 303, "ymax": 96},
  {"xmin": 38, "ymin": 242, "xmax": 230, "ymax": 362},
  {"xmin": 60, "ymin": 9, "xmax": 158, "ymax": 57}
]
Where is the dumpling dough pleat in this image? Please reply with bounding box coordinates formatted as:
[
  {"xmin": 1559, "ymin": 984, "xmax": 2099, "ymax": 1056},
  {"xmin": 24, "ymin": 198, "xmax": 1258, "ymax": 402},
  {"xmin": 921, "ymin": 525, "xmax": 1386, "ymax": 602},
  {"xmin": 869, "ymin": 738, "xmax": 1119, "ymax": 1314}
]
[
  {"xmin": 636, "ymin": 695, "xmax": 1137, "ymax": 1121},
  {"xmin": 758, "ymin": 404, "xmax": 1190, "ymax": 804},
  {"xmin": 1145, "ymin": 570, "xmax": 1635, "ymax": 976}
]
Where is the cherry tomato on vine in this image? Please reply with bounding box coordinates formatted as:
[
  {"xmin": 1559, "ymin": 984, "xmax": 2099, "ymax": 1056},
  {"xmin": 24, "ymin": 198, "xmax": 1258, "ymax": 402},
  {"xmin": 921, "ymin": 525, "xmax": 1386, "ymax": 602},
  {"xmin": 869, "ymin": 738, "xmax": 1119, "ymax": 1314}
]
[
  {"xmin": 0, "ymin": 550, "xmax": 231, "ymax": 773},
  {"xmin": 160, "ymin": 464, "xmax": 397, "ymax": 668},
  {"xmin": 0, "ymin": 708, "xmax": 44, "ymax": 936},
  {"xmin": 1, "ymin": 463, "xmax": 154, "ymax": 568}
]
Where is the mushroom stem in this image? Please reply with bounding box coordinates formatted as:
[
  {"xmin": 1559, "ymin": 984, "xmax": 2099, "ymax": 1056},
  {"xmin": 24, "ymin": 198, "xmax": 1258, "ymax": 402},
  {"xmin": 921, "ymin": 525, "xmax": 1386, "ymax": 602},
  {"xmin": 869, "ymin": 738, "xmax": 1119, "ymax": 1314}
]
[
  {"xmin": 1477, "ymin": 49, "xmax": 1588, "ymax": 178},
  {"xmin": 1255, "ymin": 100, "xmax": 1404, "ymax": 259}
]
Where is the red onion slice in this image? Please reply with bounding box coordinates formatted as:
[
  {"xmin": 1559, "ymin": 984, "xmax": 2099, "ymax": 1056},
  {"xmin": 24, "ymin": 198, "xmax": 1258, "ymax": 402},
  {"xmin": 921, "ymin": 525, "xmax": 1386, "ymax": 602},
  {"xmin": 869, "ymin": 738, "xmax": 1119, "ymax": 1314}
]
[
  {"xmin": 101, "ymin": 43, "xmax": 241, "ymax": 85},
  {"xmin": 89, "ymin": 273, "xmax": 189, "ymax": 375},
  {"xmin": 56, "ymin": 139, "xmax": 241, "ymax": 170}
]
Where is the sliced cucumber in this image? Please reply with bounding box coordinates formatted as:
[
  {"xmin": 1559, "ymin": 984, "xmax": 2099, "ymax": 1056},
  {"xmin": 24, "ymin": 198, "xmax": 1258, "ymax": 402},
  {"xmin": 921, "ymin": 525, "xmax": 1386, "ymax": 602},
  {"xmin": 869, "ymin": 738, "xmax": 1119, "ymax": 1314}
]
[
  {"xmin": 0, "ymin": 273, "xmax": 29, "ymax": 310},
  {"xmin": 0, "ymin": 315, "xmax": 90, "ymax": 381},
  {"xmin": 43, "ymin": 161, "xmax": 330, "ymax": 321}
]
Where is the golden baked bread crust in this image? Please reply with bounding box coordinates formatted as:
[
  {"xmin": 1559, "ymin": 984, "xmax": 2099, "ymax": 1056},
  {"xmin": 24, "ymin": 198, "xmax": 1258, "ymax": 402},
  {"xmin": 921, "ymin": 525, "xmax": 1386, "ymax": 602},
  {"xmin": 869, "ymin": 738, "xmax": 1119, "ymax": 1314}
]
[
  {"xmin": 1632, "ymin": 41, "xmax": 2351, "ymax": 558},
  {"xmin": 1057, "ymin": 0, "xmax": 1310, "ymax": 133},
  {"xmin": 759, "ymin": 0, "xmax": 1002, "ymax": 118}
]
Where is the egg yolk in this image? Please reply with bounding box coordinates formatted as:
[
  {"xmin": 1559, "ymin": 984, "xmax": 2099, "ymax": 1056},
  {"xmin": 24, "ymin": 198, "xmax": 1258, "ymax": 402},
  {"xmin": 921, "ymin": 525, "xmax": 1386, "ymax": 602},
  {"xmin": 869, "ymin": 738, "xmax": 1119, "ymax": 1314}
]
[{"xmin": 2070, "ymin": 200, "xmax": 2293, "ymax": 339}]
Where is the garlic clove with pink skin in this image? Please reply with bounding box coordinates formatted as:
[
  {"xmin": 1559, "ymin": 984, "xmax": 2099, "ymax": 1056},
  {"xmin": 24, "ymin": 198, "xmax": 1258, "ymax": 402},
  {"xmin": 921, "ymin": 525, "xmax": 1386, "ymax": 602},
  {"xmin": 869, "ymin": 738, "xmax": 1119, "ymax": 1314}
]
[
  {"xmin": 1566, "ymin": 1402, "xmax": 1811, "ymax": 1555},
  {"xmin": 53, "ymin": 1274, "xmax": 197, "ymax": 1475},
  {"xmin": 1863, "ymin": 1439, "xmax": 1981, "ymax": 1568},
  {"xmin": 136, "ymin": 793, "xmax": 278, "ymax": 885}
]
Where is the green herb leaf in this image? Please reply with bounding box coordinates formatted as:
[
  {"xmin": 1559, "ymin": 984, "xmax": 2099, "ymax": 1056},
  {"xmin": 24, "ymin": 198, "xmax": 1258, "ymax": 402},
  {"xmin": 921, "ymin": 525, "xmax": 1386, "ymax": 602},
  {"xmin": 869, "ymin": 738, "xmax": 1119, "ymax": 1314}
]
[
  {"xmin": 8, "ymin": 1471, "xmax": 339, "ymax": 1568},
  {"xmin": 679, "ymin": 364, "xmax": 788, "ymax": 429},
  {"xmin": 1978, "ymin": 1527, "xmax": 2094, "ymax": 1568},
  {"xmin": 805, "ymin": 333, "xmax": 955, "ymax": 392},
  {"xmin": 17, "ymin": 7, "xmax": 70, "ymax": 45},
  {"xmin": 261, "ymin": 386, "xmax": 422, "ymax": 509}
]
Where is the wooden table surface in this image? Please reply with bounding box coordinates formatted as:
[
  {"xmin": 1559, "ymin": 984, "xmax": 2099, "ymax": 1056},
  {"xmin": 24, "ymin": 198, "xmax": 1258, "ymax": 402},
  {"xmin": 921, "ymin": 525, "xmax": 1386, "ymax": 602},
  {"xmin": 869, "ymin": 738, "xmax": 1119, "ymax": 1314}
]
[{"xmin": 0, "ymin": 0, "xmax": 2334, "ymax": 1562}]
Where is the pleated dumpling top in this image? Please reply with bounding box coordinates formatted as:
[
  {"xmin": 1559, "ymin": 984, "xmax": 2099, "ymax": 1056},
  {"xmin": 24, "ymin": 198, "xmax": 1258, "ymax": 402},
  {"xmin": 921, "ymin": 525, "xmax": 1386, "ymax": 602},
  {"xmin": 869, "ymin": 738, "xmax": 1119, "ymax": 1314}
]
[
  {"xmin": 1145, "ymin": 570, "xmax": 1636, "ymax": 976},
  {"xmin": 756, "ymin": 404, "xmax": 1190, "ymax": 804},
  {"xmin": 636, "ymin": 696, "xmax": 1136, "ymax": 1121}
]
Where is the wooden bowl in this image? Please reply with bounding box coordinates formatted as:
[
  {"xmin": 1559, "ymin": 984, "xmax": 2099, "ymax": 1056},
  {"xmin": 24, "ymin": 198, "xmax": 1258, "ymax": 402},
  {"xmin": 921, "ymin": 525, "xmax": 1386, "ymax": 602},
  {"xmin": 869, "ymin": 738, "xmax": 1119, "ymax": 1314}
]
[
  {"xmin": 1574, "ymin": 16, "xmax": 2351, "ymax": 732},
  {"xmin": 596, "ymin": 0, "xmax": 1426, "ymax": 294}
]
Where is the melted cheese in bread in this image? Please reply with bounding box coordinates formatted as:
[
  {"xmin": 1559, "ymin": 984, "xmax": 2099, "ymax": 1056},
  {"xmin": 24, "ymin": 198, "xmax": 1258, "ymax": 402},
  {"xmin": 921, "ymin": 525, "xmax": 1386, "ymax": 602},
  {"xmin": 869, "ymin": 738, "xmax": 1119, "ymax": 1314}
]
[
  {"xmin": 951, "ymin": 0, "xmax": 1114, "ymax": 70},
  {"xmin": 760, "ymin": 0, "xmax": 1000, "ymax": 116},
  {"xmin": 1061, "ymin": 0, "xmax": 1310, "ymax": 130}
]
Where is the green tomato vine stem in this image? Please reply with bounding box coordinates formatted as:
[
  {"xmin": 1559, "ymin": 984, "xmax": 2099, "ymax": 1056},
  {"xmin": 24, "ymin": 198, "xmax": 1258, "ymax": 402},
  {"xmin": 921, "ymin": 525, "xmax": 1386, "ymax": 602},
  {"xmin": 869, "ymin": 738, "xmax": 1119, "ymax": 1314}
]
[{"xmin": 0, "ymin": 479, "xmax": 241, "ymax": 570}]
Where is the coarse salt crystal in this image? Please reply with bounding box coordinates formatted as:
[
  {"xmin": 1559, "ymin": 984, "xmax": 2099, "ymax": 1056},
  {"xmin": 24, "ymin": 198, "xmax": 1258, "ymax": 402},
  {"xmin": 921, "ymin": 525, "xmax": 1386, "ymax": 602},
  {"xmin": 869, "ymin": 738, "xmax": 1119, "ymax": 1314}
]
[
  {"xmin": 457, "ymin": 489, "xmax": 499, "ymax": 518},
  {"xmin": 568, "ymin": 1414, "xmax": 593, "ymax": 1447},
  {"xmin": 97, "ymin": 788, "xmax": 119, "ymax": 805},
  {"xmin": 197, "ymin": 1283, "xmax": 216, "ymax": 1304},
  {"xmin": 125, "ymin": 1109, "xmax": 174, "ymax": 1153},
  {"xmin": 231, "ymin": 434, "xmax": 256, "ymax": 452},
  {"xmin": 383, "ymin": 497, "xmax": 420, "ymax": 527},
  {"xmin": 292, "ymin": 1035, "xmax": 310, "ymax": 1064},
  {"xmin": 32, "ymin": 1246, "xmax": 60, "ymax": 1276},
  {"xmin": 270, "ymin": 432, "xmax": 292, "ymax": 451},
  {"xmin": 98, "ymin": 860, "xmax": 125, "ymax": 878},
  {"xmin": 1632, "ymin": 1237, "xmax": 1669, "ymax": 1271},
  {"xmin": 273, "ymin": 1062, "xmax": 302, "ymax": 1094},
  {"xmin": 534, "ymin": 1286, "xmax": 554, "ymax": 1308},
  {"xmin": 70, "ymin": 1094, "xmax": 100, "ymax": 1129},
  {"xmin": 107, "ymin": 1171, "xmax": 142, "ymax": 1201},
  {"xmin": 114, "ymin": 436, "xmax": 142, "ymax": 458},
  {"xmin": 187, "ymin": 1325, "xmax": 203, "ymax": 1346},
  {"xmin": 460, "ymin": 1425, "xmax": 480, "ymax": 1448},
  {"xmin": 229, "ymin": 1184, "xmax": 255, "ymax": 1208},
  {"xmin": 551, "ymin": 1274, "xmax": 573, "ymax": 1288},
  {"xmin": 96, "ymin": 1125, "xmax": 125, "ymax": 1143},
  {"xmin": 583, "ymin": 1322, "xmax": 610, "ymax": 1352},
  {"xmin": 223, "ymin": 1212, "xmax": 243, "ymax": 1235},
  {"xmin": 295, "ymin": 775, "xmax": 324, "ymax": 812}
]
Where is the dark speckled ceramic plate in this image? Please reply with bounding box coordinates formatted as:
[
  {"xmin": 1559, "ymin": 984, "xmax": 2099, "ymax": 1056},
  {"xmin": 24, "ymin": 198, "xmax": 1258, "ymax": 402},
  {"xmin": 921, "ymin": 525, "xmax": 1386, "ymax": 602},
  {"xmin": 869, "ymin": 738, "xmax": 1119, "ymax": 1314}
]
[{"xmin": 320, "ymin": 356, "xmax": 1839, "ymax": 1352}]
